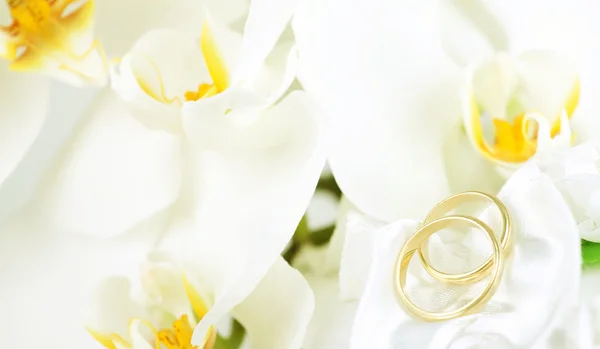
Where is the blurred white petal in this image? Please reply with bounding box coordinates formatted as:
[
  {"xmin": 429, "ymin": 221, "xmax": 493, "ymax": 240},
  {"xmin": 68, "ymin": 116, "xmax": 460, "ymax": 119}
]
[
  {"xmin": 94, "ymin": 0, "xmax": 206, "ymax": 57},
  {"xmin": 0, "ymin": 210, "xmax": 155, "ymax": 348},
  {"xmin": 338, "ymin": 211, "xmax": 386, "ymax": 301},
  {"xmin": 516, "ymin": 50, "xmax": 579, "ymax": 121},
  {"xmin": 232, "ymin": 257, "xmax": 314, "ymax": 349},
  {"xmin": 438, "ymin": 0, "xmax": 508, "ymax": 67},
  {"xmin": 38, "ymin": 90, "xmax": 182, "ymax": 237},
  {"xmin": 442, "ymin": 122, "xmax": 504, "ymax": 193},
  {"xmin": 571, "ymin": 3, "xmax": 600, "ymax": 142},
  {"xmin": 321, "ymin": 196, "xmax": 357, "ymax": 273},
  {"xmin": 182, "ymin": 87, "xmax": 265, "ymax": 148},
  {"xmin": 467, "ymin": 53, "xmax": 520, "ymax": 120},
  {"xmin": 251, "ymin": 41, "xmax": 299, "ymax": 106},
  {"xmin": 85, "ymin": 277, "xmax": 151, "ymax": 336},
  {"xmin": 294, "ymin": 0, "xmax": 460, "ymax": 222},
  {"xmin": 484, "ymin": 1, "xmax": 587, "ymax": 55},
  {"xmin": 0, "ymin": 67, "xmax": 49, "ymax": 186},
  {"xmin": 205, "ymin": 0, "xmax": 250, "ymax": 26},
  {"xmin": 110, "ymin": 29, "xmax": 209, "ymax": 132},
  {"xmin": 183, "ymin": 90, "xmax": 316, "ymax": 150},
  {"xmin": 237, "ymin": 0, "xmax": 298, "ymax": 84},
  {"xmin": 303, "ymin": 276, "xmax": 357, "ymax": 349},
  {"xmin": 162, "ymin": 93, "xmax": 325, "ymax": 344}
]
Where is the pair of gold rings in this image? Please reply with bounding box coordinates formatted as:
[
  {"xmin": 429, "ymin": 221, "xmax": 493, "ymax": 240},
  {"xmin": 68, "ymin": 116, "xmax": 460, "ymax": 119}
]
[{"xmin": 394, "ymin": 191, "xmax": 513, "ymax": 321}]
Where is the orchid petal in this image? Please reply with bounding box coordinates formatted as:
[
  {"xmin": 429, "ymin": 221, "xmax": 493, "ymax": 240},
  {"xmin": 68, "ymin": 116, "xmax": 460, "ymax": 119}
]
[
  {"xmin": 162, "ymin": 93, "xmax": 325, "ymax": 345},
  {"xmin": 110, "ymin": 29, "xmax": 209, "ymax": 132},
  {"xmin": 251, "ymin": 41, "xmax": 299, "ymax": 106},
  {"xmin": 85, "ymin": 277, "xmax": 151, "ymax": 339},
  {"xmin": 183, "ymin": 90, "xmax": 316, "ymax": 150},
  {"xmin": 37, "ymin": 89, "xmax": 182, "ymax": 237},
  {"xmin": 205, "ymin": 0, "xmax": 250, "ymax": 27},
  {"xmin": 438, "ymin": 0, "xmax": 508, "ymax": 67},
  {"xmin": 322, "ymin": 196, "xmax": 358, "ymax": 274},
  {"xmin": 483, "ymin": 1, "xmax": 586, "ymax": 55},
  {"xmin": 232, "ymin": 257, "xmax": 314, "ymax": 349},
  {"xmin": 572, "ymin": 3, "xmax": 600, "ymax": 142},
  {"xmin": 293, "ymin": 0, "xmax": 460, "ymax": 222},
  {"xmin": 0, "ymin": 67, "xmax": 49, "ymax": 186},
  {"xmin": 0, "ymin": 211, "xmax": 154, "ymax": 347},
  {"xmin": 338, "ymin": 211, "xmax": 386, "ymax": 301},
  {"xmin": 442, "ymin": 122, "xmax": 504, "ymax": 191},
  {"xmin": 236, "ymin": 0, "xmax": 298, "ymax": 84},
  {"xmin": 94, "ymin": 0, "xmax": 205, "ymax": 57},
  {"xmin": 302, "ymin": 276, "xmax": 357, "ymax": 349},
  {"xmin": 516, "ymin": 50, "xmax": 580, "ymax": 123}
]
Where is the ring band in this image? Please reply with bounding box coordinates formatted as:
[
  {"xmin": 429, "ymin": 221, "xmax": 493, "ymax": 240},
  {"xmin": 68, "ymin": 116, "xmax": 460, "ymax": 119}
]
[
  {"xmin": 394, "ymin": 191, "xmax": 512, "ymax": 321},
  {"xmin": 419, "ymin": 191, "xmax": 512, "ymax": 284}
]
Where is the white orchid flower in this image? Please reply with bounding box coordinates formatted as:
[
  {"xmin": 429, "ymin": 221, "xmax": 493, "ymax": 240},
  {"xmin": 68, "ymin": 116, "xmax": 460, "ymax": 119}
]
[
  {"xmin": 86, "ymin": 252, "xmax": 313, "ymax": 349},
  {"xmin": 0, "ymin": 0, "xmax": 101, "ymax": 187},
  {"xmin": 0, "ymin": 0, "xmax": 105, "ymax": 85},
  {"xmin": 339, "ymin": 163, "xmax": 582, "ymax": 348},
  {"xmin": 0, "ymin": 201, "xmax": 313, "ymax": 348},
  {"xmin": 293, "ymin": 0, "xmax": 599, "ymax": 223},
  {"xmin": 0, "ymin": 209, "xmax": 155, "ymax": 347},
  {"xmin": 0, "ymin": 0, "xmax": 211, "ymax": 188},
  {"xmin": 32, "ymin": 0, "xmax": 323, "ymax": 238}
]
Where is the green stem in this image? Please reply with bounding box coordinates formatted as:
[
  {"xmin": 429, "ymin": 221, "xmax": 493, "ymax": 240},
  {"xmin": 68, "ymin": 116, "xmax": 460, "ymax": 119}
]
[
  {"xmin": 309, "ymin": 225, "xmax": 336, "ymax": 246},
  {"xmin": 316, "ymin": 175, "xmax": 342, "ymax": 198},
  {"xmin": 582, "ymin": 240, "xmax": 600, "ymax": 267},
  {"xmin": 283, "ymin": 241, "xmax": 301, "ymax": 264}
]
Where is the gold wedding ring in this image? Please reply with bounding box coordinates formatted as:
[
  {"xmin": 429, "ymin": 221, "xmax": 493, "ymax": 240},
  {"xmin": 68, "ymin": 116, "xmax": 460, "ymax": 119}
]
[{"xmin": 394, "ymin": 191, "xmax": 513, "ymax": 321}]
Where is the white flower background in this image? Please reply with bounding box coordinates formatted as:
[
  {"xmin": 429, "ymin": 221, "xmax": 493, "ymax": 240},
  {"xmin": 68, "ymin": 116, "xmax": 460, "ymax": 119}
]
[{"xmin": 3, "ymin": 0, "xmax": 600, "ymax": 348}]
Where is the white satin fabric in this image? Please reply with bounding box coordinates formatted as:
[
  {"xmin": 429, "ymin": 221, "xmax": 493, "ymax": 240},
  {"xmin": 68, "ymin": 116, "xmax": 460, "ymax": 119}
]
[
  {"xmin": 537, "ymin": 143, "xmax": 600, "ymax": 242},
  {"xmin": 341, "ymin": 163, "xmax": 582, "ymax": 349}
]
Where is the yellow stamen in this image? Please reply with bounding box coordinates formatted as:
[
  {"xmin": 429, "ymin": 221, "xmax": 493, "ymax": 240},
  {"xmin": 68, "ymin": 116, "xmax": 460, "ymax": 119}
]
[
  {"xmin": 183, "ymin": 274, "xmax": 210, "ymax": 320},
  {"xmin": 184, "ymin": 83, "xmax": 216, "ymax": 102},
  {"xmin": 550, "ymin": 77, "xmax": 580, "ymax": 138},
  {"xmin": 133, "ymin": 22, "xmax": 229, "ymax": 104},
  {"xmin": 158, "ymin": 315, "xmax": 196, "ymax": 349},
  {"xmin": 87, "ymin": 327, "xmax": 134, "ymax": 349},
  {"xmin": 183, "ymin": 22, "xmax": 229, "ymax": 102},
  {"xmin": 469, "ymin": 78, "xmax": 580, "ymax": 164},
  {"xmin": 90, "ymin": 315, "xmax": 216, "ymax": 349},
  {"xmin": 1, "ymin": 0, "xmax": 105, "ymax": 78},
  {"xmin": 87, "ymin": 329, "xmax": 119, "ymax": 349},
  {"xmin": 200, "ymin": 21, "xmax": 229, "ymax": 93},
  {"xmin": 132, "ymin": 53, "xmax": 182, "ymax": 105},
  {"xmin": 89, "ymin": 275, "xmax": 216, "ymax": 349}
]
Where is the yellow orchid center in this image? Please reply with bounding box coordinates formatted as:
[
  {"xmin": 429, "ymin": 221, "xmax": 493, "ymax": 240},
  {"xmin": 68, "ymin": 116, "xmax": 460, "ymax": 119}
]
[
  {"xmin": 157, "ymin": 315, "xmax": 216, "ymax": 349},
  {"xmin": 468, "ymin": 79, "xmax": 580, "ymax": 164},
  {"xmin": 88, "ymin": 276, "xmax": 216, "ymax": 349},
  {"xmin": 1, "ymin": 0, "xmax": 104, "ymax": 77},
  {"xmin": 184, "ymin": 22, "xmax": 229, "ymax": 102},
  {"xmin": 137, "ymin": 22, "xmax": 230, "ymax": 106}
]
